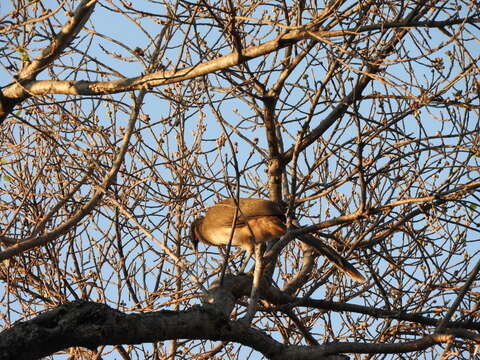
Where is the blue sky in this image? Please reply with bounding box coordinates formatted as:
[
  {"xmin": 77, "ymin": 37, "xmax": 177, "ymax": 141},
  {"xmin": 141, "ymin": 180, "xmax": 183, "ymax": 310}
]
[{"xmin": 0, "ymin": 0, "xmax": 479, "ymax": 359}]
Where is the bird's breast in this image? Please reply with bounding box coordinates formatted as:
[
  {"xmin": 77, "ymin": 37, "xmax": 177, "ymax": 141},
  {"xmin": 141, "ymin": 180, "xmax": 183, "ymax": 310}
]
[{"xmin": 204, "ymin": 225, "xmax": 253, "ymax": 247}]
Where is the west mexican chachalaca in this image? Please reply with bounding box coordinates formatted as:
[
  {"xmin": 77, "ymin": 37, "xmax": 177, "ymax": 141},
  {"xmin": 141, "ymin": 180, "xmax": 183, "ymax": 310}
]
[{"xmin": 190, "ymin": 197, "xmax": 365, "ymax": 283}]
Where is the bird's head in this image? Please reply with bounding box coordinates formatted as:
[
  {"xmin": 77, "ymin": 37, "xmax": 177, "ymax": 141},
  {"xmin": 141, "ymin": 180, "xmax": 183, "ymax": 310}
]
[{"xmin": 189, "ymin": 216, "xmax": 205, "ymax": 250}]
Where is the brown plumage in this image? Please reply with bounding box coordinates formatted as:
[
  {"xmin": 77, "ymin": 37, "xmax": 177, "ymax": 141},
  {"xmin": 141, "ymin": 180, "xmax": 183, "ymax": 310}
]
[{"xmin": 190, "ymin": 198, "xmax": 365, "ymax": 283}]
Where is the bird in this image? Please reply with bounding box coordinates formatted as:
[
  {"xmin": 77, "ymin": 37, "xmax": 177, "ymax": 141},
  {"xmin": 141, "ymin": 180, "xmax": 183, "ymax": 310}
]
[{"xmin": 190, "ymin": 197, "xmax": 365, "ymax": 283}]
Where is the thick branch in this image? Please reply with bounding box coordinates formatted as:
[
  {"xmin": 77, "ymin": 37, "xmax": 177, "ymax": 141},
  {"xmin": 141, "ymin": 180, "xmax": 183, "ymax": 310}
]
[
  {"xmin": 0, "ymin": 0, "xmax": 97, "ymax": 122},
  {"xmin": 277, "ymin": 334, "xmax": 458, "ymax": 359},
  {"xmin": 2, "ymin": 300, "xmax": 474, "ymax": 360},
  {"xmin": 0, "ymin": 301, "xmax": 280, "ymax": 360},
  {"xmin": 3, "ymin": 30, "xmax": 308, "ymax": 100},
  {"xmin": 207, "ymin": 274, "xmax": 480, "ymax": 333},
  {"xmin": 0, "ymin": 296, "xmax": 347, "ymax": 360},
  {"xmin": 292, "ymin": 298, "xmax": 480, "ymax": 332},
  {"xmin": 18, "ymin": 0, "xmax": 97, "ymax": 81}
]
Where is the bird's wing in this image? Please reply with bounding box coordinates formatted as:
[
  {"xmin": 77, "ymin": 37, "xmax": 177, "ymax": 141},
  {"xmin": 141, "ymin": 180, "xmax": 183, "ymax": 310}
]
[
  {"xmin": 206, "ymin": 201, "xmax": 247, "ymax": 227},
  {"xmin": 205, "ymin": 198, "xmax": 285, "ymax": 228}
]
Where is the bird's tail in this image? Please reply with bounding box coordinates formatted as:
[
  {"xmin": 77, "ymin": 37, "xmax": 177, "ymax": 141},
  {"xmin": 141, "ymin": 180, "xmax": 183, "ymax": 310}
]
[{"xmin": 298, "ymin": 233, "xmax": 365, "ymax": 283}]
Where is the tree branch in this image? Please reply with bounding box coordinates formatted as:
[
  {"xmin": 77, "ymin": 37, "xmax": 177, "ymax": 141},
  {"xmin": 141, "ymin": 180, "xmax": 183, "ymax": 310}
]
[
  {"xmin": 0, "ymin": 0, "xmax": 97, "ymax": 122},
  {"xmin": 2, "ymin": 299, "xmax": 475, "ymax": 360}
]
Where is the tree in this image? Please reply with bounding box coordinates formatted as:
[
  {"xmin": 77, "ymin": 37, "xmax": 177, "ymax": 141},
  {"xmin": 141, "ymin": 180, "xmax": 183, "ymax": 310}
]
[{"xmin": 0, "ymin": 0, "xmax": 479, "ymax": 359}]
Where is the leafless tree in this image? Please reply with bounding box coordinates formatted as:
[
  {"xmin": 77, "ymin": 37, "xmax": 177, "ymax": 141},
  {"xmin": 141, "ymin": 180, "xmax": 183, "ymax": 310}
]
[{"xmin": 0, "ymin": 0, "xmax": 479, "ymax": 359}]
